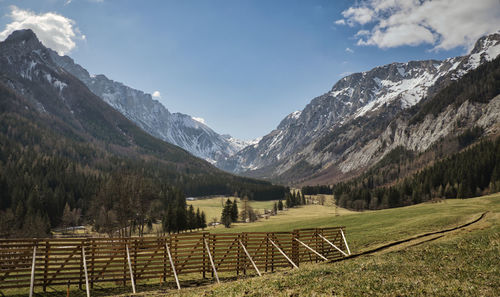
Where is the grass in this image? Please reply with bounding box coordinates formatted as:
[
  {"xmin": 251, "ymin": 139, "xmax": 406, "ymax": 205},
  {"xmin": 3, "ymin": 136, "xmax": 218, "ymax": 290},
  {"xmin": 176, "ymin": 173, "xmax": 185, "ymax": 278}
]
[
  {"xmin": 154, "ymin": 193, "xmax": 500, "ymax": 296},
  {"xmin": 186, "ymin": 196, "xmax": 279, "ymax": 223},
  {"xmin": 3, "ymin": 193, "xmax": 499, "ymax": 296}
]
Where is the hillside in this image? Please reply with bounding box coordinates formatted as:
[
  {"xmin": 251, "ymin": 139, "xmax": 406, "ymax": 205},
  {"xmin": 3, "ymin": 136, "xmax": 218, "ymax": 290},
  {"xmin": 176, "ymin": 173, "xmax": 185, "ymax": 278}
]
[
  {"xmin": 48, "ymin": 43, "xmax": 250, "ymax": 164},
  {"xmin": 0, "ymin": 29, "xmax": 285, "ymax": 237},
  {"xmin": 143, "ymin": 194, "xmax": 500, "ymax": 296},
  {"xmin": 219, "ymin": 32, "xmax": 500, "ymax": 185}
]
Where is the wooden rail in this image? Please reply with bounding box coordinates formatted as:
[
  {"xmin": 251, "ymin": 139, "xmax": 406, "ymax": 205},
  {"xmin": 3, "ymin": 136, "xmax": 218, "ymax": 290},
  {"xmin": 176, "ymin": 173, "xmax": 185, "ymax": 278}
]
[{"xmin": 0, "ymin": 227, "xmax": 348, "ymax": 293}]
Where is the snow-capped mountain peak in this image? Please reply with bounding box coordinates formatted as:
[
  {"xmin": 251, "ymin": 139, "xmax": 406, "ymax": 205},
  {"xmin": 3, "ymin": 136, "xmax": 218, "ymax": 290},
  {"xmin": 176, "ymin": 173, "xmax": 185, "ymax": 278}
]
[{"xmin": 217, "ymin": 32, "xmax": 500, "ymax": 181}]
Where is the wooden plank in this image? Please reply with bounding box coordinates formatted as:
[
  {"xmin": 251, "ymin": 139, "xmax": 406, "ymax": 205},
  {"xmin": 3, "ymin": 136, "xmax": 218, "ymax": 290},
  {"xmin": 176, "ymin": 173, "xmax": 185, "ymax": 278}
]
[
  {"xmin": 29, "ymin": 245, "xmax": 36, "ymax": 297},
  {"xmin": 46, "ymin": 245, "xmax": 80, "ymax": 286},
  {"xmin": 317, "ymin": 234, "xmax": 348, "ymax": 257},
  {"xmin": 268, "ymin": 238, "xmax": 298, "ymax": 269},
  {"xmin": 203, "ymin": 238, "xmax": 219, "ymax": 284},
  {"xmin": 125, "ymin": 244, "xmax": 136, "ymax": 294},
  {"xmin": 238, "ymin": 240, "xmax": 261, "ymax": 276},
  {"xmin": 294, "ymin": 238, "xmax": 328, "ymax": 261},
  {"xmin": 340, "ymin": 228, "xmax": 351, "ymax": 255},
  {"xmin": 82, "ymin": 246, "xmax": 90, "ymax": 297},
  {"xmin": 165, "ymin": 242, "xmax": 180, "ymax": 290}
]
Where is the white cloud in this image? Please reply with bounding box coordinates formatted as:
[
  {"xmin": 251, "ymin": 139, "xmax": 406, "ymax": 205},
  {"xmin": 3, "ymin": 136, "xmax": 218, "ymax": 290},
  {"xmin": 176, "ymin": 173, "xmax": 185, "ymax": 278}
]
[
  {"xmin": 334, "ymin": 19, "xmax": 346, "ymax": 25},
  {"xmin": 345, "ymin": 47, "xmax": 354, "ymax": 53},
  {"xmin": 341, "ymin": 0, "xmax": 500, "ymax": 51},
  {"xmin": 342, "ymin": 6, "xmax": 374, "ymax": 26},
  {"xmin": 355, "ymin": 30, "xmax": 370, "ymax": 37},
  {"xmin": 152, "ymin": 91, "xmax": 161, "ymax": 98},
  {"xmin": 192, "ymin": 117, "xmax": 206, "ymax": 125},
  {"xmin": 0, "ymin": 6, "xmax": 84, "ymax": 55}
]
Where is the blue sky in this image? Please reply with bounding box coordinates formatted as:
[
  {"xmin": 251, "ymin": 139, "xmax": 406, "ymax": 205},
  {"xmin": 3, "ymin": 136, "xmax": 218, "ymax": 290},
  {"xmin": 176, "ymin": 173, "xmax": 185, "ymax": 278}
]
[{"xmin": 1, "ymin": 0, "xmax": 499, "ymax": 140}]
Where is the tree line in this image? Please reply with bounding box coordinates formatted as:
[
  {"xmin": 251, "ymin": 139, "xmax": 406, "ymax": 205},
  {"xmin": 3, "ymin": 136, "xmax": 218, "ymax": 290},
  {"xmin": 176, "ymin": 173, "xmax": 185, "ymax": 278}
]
[
  {"xmin": 301, "ymin": 185, "xmax": 333, "ymax": 195},
  {"xmin": 333, "ymin": 136, "xmax": 500, "ymax": 211}
]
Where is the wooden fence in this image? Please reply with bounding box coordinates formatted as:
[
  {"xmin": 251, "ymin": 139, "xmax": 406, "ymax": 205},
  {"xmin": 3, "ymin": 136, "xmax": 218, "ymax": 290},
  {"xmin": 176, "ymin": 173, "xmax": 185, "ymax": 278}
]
[{"xmin": 0, "ymin": 227, "xmax": 350, "ymax": 294}]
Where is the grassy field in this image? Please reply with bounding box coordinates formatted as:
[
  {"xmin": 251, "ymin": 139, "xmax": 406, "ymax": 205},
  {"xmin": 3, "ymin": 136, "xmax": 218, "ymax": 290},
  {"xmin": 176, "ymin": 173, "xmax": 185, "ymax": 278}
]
[
  {"xmin": 4, "ymin": 193, "xmax": 499, "ymax": 296},
  {"xmin": 150, "ymin": 193, "xmax": 499, "ymax": 296},
  {"xmin": 186, "ymin": 196, "xmax": 279, "ymax": 223}
]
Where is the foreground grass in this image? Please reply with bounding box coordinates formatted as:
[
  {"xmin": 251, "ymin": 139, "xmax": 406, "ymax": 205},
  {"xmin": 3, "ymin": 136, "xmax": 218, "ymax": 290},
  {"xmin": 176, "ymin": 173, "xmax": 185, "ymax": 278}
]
[
  {"xmin": 158, "ymin": 213, "xmax": 499, "ymax": 296},
  {"xmin": 4, "ymin": 194, "xmax": 499, "ymax": 296},
  {"xmin": 145, "ymin": 193, "xmax": 500, "ymax": 297},
  {"xmin": 213, "ymin": 194, "xmax": 499, "ymax": 253}
]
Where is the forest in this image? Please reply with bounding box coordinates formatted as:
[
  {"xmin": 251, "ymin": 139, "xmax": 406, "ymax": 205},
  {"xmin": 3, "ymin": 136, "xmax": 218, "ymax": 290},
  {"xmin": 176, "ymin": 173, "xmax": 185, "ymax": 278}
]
[
  {"xmin": 0, "ymin": 82, "xmax": 286, "ymax": 238},
  {"xmin": 333, "ymin": 136, "xmax": 500, "ymax": 210}
]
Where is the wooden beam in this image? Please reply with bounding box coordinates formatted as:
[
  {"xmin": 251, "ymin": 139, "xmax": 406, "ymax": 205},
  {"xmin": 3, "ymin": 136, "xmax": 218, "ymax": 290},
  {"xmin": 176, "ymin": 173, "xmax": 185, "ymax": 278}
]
[
  {"xmin": 81, "ymin": 246, "xmax": 90, "ymax": 297},
  {"xmin": 317, "ymin": 234, "xmax": 348, "ymax": 257},
  {"xmin": 238, "ymin": 240, "xmax": 261, "ymax": 277},
  {"xmin": 340, "ymin": 229, "xmax": 351, "ymax": 255},
  {"xmin": 268, "ymin": 238, "xmax": 298, "ymax": 269},
  {"xmin": 125, "ymin": 244, "xmax": 136, "ymax": 294},
  {"xmin": 294, "ymin": 238, "xmax": 328, "ymax": 261},
  {"xmin": 203, "ymin": 238, "xmax": 219, "ymax": 284},
  {"xmin": 29, "ymin": 245, "xmax": 36, "ymax": 297},
  {"xmin": 165, "ymin": 242, "xmax": 180, "ymax": 290}
]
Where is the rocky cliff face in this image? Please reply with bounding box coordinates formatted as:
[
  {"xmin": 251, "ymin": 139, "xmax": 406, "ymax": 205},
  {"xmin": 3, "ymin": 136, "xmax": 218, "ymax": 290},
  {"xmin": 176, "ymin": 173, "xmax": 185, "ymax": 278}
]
[
  {"xmin": 48, "ymin": 50, "xmax": 249, "ymax": 164},
  {"xmin": 220, "ymin": 32, "xmax": 500, "ymax": 183}
]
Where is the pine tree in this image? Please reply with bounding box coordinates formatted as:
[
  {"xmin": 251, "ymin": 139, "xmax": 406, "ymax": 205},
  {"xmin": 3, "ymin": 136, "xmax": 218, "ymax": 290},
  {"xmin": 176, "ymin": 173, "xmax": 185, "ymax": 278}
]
[
  {"xmin": 221, "ymin": 199, "xmax": 233, "ymax": 228},
  {"xmin": 278, "ymin": 200, "xmax": 283, "ymax": 211},
  {"xmin": 231, "ymin": 199, "xmax": 238, "ymax": 222},
  {"xmin": 200, "ymin": 211, "xmax": 207, "ymax": 229},
  {"xmin": 187, "ymin": 205, "xmax": 195, "ymax": 231}
]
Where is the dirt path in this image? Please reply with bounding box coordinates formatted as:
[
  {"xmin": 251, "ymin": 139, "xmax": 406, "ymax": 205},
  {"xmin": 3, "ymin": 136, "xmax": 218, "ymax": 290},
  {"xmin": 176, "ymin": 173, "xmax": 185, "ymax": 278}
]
[{"xmin": 334, "ymin": 211, "xmax": 489, "ymax": 262}]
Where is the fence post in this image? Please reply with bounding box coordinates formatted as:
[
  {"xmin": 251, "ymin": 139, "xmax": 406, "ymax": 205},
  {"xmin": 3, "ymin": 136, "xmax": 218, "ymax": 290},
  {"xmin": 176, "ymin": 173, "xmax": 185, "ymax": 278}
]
[
  {"xmin": 162, "ymin": 237, "xmax": 167, "ymax": 283},
  {"xmin": 43, "ymin": 240, "xmax": 48, "ymax": 292},
  {"xmin": 202, "ymin": 233, "xmax": 206, "ymax": 279},
  {"xmin": 340, "ymin": 228, "xmax": 351, "ymax": 255},
  {"xmin": 204, "ymin": 237, "xmax": 219, "ymax": 284},
  {"xmin": 165, "ymin": 241, "xmax": 180, "ymax": 290},
  {"xmin": 292, "ymin": 230, "xmax": 299, "ymax": 267},
  {"xmin": 265, "ymin": 233, "xmax": 269, "ymax": 273},
  {"xmin": 236, "ymin": 234, "xmax": 241, "ymax": 276},
  {"xmin": 134, "ymin": 239, "xmax": 138, "ymax": 282},
  {"xmin": 126, "ymin": 244, "xmax": 136, "ymax": 294},
  {"xmin": 244, "ymin": 233, "xmax": 249, "ymax": 275},
  {"xmin": 271, "ymin": 234, "xmax": 275, "ymax": 272},
  {"xmin": 91, "ymin": 239, "xmax": 95, "ymax": 289},
  {"xmin": 29, "ymin": 243, "xmax": 37, "ymax": 297},
  {"xmin": 82, "ymin": 244, "xmax": 90, "ymax": 297},
  {"xmin": 79, "ymin": 242, "xmax": 83, "ymax": 290},
  {"xmin": 123, "ymin": 239, "xmax": 127, "ymax": 287}
]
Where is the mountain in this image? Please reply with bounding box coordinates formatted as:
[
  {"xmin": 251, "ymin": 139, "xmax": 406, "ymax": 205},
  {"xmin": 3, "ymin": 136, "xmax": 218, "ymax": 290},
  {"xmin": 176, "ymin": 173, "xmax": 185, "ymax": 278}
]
[
  {"xmin": 47, "ymin": 49, "xmax": 250, "ymax": 164},
  {"xmin": 219, "ymin": 32, "xmax": 500, "ymax": 184},
  {"xmin": 0, "ymin": 29, "xmax": 288, "ymax": 237}
]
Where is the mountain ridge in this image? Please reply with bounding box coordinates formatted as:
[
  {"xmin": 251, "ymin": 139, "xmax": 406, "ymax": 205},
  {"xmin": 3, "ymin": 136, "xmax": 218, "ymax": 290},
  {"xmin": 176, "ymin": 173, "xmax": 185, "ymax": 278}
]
[
  {"xmin": 219, "ymin": 31, "xmax": 500, "ymax": 184},
  {"xmin": 46, "ymin": 46, "xmax": 251, "ymax": 164}
]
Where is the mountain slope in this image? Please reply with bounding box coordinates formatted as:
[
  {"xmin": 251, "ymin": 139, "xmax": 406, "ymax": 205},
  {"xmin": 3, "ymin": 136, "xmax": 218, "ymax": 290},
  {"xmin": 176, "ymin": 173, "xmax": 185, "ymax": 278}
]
[
  {"xmin": 0, "ymin": 29, "xmax": 285, "ymax": 196},
  {"xmin": 48, "ymin": 50, "xmax": 249, "ymax": 164},
  {"xmin": 219, "ymin": 32, "xmax": 500, "ymax": 184},
  {"xmin": 0, "ymin": 29, "xmax": 287, "ymax": 236}
]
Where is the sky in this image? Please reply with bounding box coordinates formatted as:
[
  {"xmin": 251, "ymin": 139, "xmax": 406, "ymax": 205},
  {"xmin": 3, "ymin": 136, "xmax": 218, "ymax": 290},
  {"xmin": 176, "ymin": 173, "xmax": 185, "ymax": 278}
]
[{"xmin": 1, "ymin": 0, "xmax": 499, "ymax": 141}]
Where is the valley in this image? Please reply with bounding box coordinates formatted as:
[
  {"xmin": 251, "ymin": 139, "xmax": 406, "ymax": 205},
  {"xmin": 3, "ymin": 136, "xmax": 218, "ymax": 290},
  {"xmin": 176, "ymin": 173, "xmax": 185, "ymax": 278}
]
[{"xmin": 0, "ymin": 2, "xmax": 499, "ymax": 295}]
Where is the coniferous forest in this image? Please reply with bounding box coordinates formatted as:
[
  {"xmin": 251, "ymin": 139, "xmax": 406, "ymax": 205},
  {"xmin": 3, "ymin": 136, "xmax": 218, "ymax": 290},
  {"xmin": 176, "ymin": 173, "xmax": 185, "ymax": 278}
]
[
  {"xmin": 0, "ymin": 82, "xmax": 286, "ymax": 238},
  {"xmin": 332, "ymin": 54, "xmax": 500, "ymax": 211},
  {"xmin": 333, "ymin": 136, "xmax": 500, "ymax": 211}
]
